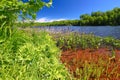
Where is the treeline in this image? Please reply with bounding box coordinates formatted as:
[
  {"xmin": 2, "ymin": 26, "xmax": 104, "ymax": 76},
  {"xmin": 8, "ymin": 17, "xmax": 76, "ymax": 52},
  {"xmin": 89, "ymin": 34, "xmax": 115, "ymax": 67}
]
[
  {"xmin": 36, "ymin": 20, "xmax": 80, "ymax": 26},
  {"xmin": 80, "ymin": 7, "xmax": 120, "ymax": 26},
  {"xmin": 17, "ymin": 7, "xmax": 120, "ymax": 27},
  {"xmin": 16, "ymin": 20, "xmax": 80, "ymax": 27}
]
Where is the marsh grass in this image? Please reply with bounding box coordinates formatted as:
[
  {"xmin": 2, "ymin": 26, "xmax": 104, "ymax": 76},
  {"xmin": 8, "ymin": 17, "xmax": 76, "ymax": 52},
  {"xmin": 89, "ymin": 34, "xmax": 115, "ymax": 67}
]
[
  {"xmin": 54, "ymin": 32, "xmax": 120, "ymax": 50},
  {"xmin": 57, "ymin": 32, "xmax": 120, "ymax": 80},
  {"xmin": 0, "ymin": 29, "xmax": 71, "ymax": 80},
  {"xmin": 1, "ymin": 28, "xmax": 120, "ymax": 80},
  {"xmin": 61, "ymin": 49, "xmax": 120, "ymax": 80}
]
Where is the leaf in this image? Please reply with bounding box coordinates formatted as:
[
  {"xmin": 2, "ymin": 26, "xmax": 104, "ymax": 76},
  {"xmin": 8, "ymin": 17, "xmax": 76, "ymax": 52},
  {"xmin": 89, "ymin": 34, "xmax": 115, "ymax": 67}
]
[{"xmin": 45, "ymin": 0, "xmax": 52, "ymax": 7}]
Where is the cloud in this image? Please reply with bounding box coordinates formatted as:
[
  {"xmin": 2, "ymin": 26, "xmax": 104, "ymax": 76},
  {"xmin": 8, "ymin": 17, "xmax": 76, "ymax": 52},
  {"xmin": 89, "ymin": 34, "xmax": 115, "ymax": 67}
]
[
  {"xmin": 35, "ymin": 17, "xmax": 48, "ymax": 22},
  {"xmin": 35, "ymin": 17, "xmax": 66, "ymax": 23}
]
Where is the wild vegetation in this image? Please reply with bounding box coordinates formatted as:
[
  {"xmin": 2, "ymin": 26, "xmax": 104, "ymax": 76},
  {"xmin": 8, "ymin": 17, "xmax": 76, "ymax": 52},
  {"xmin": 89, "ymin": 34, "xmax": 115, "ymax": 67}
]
[
  {"xmin": 61, "ymin": 48, "xmax": 120, "ymax": 80},
  {"xmin": 1, "ymin": 0, "xmax": 120, "ymax": 80},
  {"xmin": 54, "ymin": 32, "xmax": 120, "ymax": 79},
  {"xmin": 0, "ymin": 30, "xmax": 71, "ymax": 80},
  {"xmin": 16, "ymin": 7, "xmax": 120, "ymax": 27},
  {"xmin": 0, "ymin": 0, "xmax": 70, "ymax": 80},
  {"xmin": 80, "ymin": 7, "xmax": 120, "ymax": 26},
  {"xmin": 54, "ymin": 32, "xmax": 120, "ymax": 50},
  {"xmin": 16, "ymin": 20, "xmax": 80, "ymax": 27}
]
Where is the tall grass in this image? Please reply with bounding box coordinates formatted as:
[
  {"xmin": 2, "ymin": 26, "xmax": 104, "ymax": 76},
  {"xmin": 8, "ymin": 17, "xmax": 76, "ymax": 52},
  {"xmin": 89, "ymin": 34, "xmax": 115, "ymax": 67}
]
[
  {"xmin": 1, "ymin": 28, "xmax": 120, "ymax": 80},
  {"xmin": 55, "ymin": 32, "xmax": 120, "ymax": 79},
  {"xmin": 54, "ymin": 32, "xmax": 120, "ymax": 50},
  {"xmin": 0, "ymin": 29, "xmax": 70, "ymax": 80}
]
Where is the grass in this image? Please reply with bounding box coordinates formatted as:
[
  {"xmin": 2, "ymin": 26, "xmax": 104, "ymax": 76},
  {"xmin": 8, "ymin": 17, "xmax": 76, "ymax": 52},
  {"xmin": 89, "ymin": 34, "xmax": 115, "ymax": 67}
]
[
  {"xmin": 1, "ymin": 27, "xmax": 120, "ymax": 80},
  {"xmin": 53, "ymin": 32, "xmax": 120, "ymax": 50},
  {"xmin": 61, "ymin": 49, "xmax": 120, "ymax": 80},
  {"xmin": 0, "ymin": 29, "xmax": 71, "ymax": 80},
  {"xmin": 53, "ymin": 32, "xmax": 120, "ymax": 80}
]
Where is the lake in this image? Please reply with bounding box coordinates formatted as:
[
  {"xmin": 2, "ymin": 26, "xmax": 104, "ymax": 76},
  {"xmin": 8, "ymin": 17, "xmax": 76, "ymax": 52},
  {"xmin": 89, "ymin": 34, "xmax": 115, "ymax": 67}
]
[{"xmin": 34, "ymin": 26, "xmax": 120, "ymax": 39}]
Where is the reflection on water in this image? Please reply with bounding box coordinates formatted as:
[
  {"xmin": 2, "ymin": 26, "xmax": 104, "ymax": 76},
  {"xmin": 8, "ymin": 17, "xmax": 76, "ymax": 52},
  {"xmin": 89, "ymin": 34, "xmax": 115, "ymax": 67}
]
[{"xmin": 34, "ymin": 26, "xmax": 120, "ymax": 39}]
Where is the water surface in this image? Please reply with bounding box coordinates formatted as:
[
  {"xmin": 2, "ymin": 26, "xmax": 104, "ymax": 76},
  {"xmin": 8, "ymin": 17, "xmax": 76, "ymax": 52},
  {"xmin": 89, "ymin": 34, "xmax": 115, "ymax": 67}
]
[{"xmin": 34, "ymin": 26, "xmax": 120, "ymax": 39}]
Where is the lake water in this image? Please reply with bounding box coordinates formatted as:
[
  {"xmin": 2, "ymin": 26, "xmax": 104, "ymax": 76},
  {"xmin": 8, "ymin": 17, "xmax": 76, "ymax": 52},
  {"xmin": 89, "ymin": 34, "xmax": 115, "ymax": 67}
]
[{"xmin": 34, "ymin": 26, "xmax": 120, "ymax": 39}]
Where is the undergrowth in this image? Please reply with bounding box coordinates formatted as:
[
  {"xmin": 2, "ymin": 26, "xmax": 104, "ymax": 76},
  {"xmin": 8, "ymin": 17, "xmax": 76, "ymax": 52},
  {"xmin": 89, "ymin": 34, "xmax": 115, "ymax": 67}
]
[
  {"xmin": 54, "ymin": 32, "xmax": 120, "ymax": 50},
  {"xmin": 0, "ymin": 29, "xmax": 71, "ymax": 80}
]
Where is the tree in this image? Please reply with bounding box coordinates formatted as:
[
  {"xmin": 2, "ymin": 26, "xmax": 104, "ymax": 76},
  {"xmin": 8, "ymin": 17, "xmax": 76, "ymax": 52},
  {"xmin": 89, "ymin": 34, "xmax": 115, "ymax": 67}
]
[
  {"xmin": 79, "ymin": 7, "xmax": 120, "ymax": 26},
  {"xmin": 0, "ymin": 0, "xmax": 52, "ymax": 37},
  {"xmin": 80, "ymin": 14, "xmax": 90, "ymax": 20},
  {"xmin": 91, "ymin": 11, "xmax": 103, "ymax": 17}
]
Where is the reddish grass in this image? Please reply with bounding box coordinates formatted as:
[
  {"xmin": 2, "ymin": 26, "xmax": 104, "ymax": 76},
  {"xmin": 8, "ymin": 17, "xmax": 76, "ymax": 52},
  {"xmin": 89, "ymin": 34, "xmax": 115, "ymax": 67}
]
[{"xmin": 60, "ymin": 48, "xmax": 120, "ymax": 79}]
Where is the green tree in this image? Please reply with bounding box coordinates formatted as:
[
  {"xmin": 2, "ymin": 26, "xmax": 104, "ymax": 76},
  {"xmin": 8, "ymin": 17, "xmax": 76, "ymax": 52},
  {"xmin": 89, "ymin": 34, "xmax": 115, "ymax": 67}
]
[
  {"xmin": 91, "ymin": 11, "xmax": 103, "ymax": 17},
  {"xmin": 79, "ymin": 7, "xmax": 120, "ymax": 26},
  {"xmin": 0, "ymin": 0, "xmax": 52, "ymax": 38},
  {"xmin": 0, "ymin": 1, "xmax": 71, "ymax": 79},
  {"xmin": 80, "ymin": 14, "xmax": 90, "ymax": 20}
]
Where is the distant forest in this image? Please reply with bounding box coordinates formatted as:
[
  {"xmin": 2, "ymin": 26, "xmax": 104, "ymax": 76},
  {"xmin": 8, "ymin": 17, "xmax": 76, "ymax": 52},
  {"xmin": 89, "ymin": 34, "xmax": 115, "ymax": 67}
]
[
  {"xmin": 80, "ymin": 7, "xmax": 120, "ymax": 26},
  {"xmin": 17, "ymin": 7, "xmax": 120, "ymax": 27}
]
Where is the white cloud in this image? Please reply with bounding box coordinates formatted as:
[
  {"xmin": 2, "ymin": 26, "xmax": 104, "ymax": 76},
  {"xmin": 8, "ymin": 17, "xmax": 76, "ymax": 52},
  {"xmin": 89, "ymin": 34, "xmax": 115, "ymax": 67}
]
[
  {"xmin": 35, "ymin": 17, "xmax": 66, "ymax": 23},
  {"xmin": 35, "ymin": 17, "xmax": 48, "ymax": 22}
]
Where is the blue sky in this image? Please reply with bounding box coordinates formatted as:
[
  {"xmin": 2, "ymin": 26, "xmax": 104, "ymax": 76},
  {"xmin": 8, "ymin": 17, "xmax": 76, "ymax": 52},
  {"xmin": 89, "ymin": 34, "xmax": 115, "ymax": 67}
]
[{"xmin": 36, "ymin": 0, "xmax": 120, "ymax": 22}]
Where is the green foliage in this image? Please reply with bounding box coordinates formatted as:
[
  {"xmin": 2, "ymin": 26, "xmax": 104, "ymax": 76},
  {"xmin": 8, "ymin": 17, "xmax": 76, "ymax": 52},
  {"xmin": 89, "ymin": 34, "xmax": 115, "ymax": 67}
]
[
  {"xmin": 54, "ymin": 32, "xmax": 120, "ymax": 50},
  {"xmin": 16, "ymin": 20, "xmax": 80, "ymax": 27},
  {"xmin": 0, "ymin": 1, "xmax": 71, "ymax": 79},
  {"xmin": 55, "ymin": 33, "xmax": 101, "ymax": 50},
  {"xmin": 80, "ymin": 7, "xmax": 120, "ymax": 26},
  {"xmin": 15, "ymin": 7, "xmax": 120, "ymax": 27},
  {"xmin": 0, "ymin": 0, "xmax": 52, "ymax": 39},
  {"xmin": 103, "ymin": 37, "xmax": 120, "ymax": 49},
  {"xmin": 0, "ymin": 30, "xmax": 70, "ymax": 80}
]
